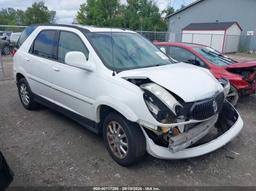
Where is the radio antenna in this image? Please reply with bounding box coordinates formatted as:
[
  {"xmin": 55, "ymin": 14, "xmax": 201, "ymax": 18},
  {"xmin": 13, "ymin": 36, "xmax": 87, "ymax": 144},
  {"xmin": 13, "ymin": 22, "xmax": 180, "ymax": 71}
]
[{"xmin": 111, "ymin": 27, "xmax": 116, "ymax": 76}]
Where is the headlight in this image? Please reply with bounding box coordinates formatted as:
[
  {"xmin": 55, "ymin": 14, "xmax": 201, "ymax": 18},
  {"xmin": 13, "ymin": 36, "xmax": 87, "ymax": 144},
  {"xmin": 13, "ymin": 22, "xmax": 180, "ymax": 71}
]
[
  {"xmin": 218, "ymin": 78, "xmax": 230, "ymax": 97},
  {"xmin": 141, "ymin": 83, "xmax": 184, "ymax": 123}
]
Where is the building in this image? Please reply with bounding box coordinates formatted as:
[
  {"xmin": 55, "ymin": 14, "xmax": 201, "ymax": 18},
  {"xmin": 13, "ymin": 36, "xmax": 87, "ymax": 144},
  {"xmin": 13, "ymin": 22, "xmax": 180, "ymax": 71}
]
[
  {"xmin": 166, "ymin": 0, "xmax": 256, "ymax": 51},
  {"xmin": 182, "ymin": 22, "xmax": 242, "ymax": 53}
]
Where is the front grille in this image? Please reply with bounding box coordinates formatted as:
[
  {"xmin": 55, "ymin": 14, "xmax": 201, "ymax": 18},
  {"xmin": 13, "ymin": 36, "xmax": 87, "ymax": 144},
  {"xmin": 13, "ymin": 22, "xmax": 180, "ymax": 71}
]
[{"xmin": 191, "ymin": 92, "xmax": 224, "ymax": 120}]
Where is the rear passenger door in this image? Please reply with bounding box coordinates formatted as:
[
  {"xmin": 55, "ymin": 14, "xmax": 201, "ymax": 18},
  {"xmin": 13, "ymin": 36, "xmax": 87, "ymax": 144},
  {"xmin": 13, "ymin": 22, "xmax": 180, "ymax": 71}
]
[{"xmin": 26, "ymin": 30, "xmax": 58, "ymax": 101}]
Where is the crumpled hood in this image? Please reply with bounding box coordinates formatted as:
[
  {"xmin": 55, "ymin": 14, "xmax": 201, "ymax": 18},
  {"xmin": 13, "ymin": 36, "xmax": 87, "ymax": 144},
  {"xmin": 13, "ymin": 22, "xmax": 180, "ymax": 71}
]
[
  {"xmin": 226, "ymin": 60, "xmax": 256, "ymax": 69},
  {"xmin": 118, "ymin": 63, "xmax": 223, "ymax": 102}
]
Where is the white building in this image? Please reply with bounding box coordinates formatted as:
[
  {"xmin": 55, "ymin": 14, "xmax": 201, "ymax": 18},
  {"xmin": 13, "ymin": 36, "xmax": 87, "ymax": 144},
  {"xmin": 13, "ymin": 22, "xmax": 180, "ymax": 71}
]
[{"xmin": 182, "ymin": 22, "xmax": 242, "ymax": 53}]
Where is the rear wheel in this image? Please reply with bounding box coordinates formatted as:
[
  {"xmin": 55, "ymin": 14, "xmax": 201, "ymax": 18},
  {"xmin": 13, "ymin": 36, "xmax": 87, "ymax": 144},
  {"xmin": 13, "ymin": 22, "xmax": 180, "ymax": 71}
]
[
  {"xmin": 103, "ymin": 113, "xmax": 146, "ymax": 166},
  {"xmin": 2, "ymin": 46, "xmax": 10, "ymax": 55},
  {"xmin": 226, "ymin": 85, "xmax": 239, "ymax": 106},
  {"xmin": 17, "ymin": 78, "xmax": 39, "ymax": 110}
]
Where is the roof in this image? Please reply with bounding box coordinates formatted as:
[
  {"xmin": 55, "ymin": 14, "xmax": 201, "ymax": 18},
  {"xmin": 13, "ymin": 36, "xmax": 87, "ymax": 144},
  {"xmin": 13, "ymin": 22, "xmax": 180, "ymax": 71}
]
[
  {"xmin": 76, "ymin": 25, "xmax": 134, "ymax": 33},
  {"xmin": 182, "ymin": 22, "xmax": 242, "ymax": 31},
  {"xmin": 166, "ymin": 0, "xmax": 205, "ymax": 19},
  {"xmin": 32, "ymin": 24, "xmax": 135, "ymax": 33}
]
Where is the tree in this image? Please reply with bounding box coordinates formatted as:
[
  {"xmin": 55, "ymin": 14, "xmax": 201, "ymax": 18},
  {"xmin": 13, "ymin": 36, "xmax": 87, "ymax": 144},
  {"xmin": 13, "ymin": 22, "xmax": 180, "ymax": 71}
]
[
  {"xmin": 162, "ymin": 5, "xmax": 175, "ymax": 17},
  {"xmin": 0, "ymin": 8, "xmax": 22, "ymax": 25},
  {"xmin": 76, "ymin": 0, "xmax": 124, "ymax": 27},
  {"xmin": 23, "ymin": 1, "xmax": 55, "ymax": 25},
  {"xmin": 124, "ymin": 0, "xmax": 166, "ymax": 31},
  {"xmin": 76, "ymin": 0, "xmax": 167, "ymax": 31},
  {"xmin": 0, "ymin": 2, "xmax": 54, "ymax": 26}
]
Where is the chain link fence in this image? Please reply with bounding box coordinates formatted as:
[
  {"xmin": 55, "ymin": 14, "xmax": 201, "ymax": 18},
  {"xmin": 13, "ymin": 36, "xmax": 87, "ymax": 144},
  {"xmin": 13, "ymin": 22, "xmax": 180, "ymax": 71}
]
[{"xmin": 139, "ymin": 31, "xmax": 256, "ymax": 54}]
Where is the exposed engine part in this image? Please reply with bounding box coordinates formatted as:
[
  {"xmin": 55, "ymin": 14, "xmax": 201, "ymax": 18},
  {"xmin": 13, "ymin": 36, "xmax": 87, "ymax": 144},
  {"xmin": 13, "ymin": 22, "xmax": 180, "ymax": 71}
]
[
  {"xmin": 124, "ymin": 77, "xmax": 152, "ymax": 86},
  {"xmin": 227, "ymin": 67, "xmax": 256, "ymax": 82}
]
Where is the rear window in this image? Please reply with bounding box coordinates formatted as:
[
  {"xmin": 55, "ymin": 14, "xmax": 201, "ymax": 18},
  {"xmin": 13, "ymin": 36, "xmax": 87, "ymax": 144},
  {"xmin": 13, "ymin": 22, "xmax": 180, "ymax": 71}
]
[{"xmin": 17, "ymin": 25, "xmax": 37, "ymax": 48}]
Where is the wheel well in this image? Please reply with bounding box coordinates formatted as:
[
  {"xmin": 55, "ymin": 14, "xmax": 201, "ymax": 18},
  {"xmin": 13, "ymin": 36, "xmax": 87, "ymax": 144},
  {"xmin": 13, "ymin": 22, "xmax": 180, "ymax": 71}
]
[
  {"xmin": 16, "ymin": 73, "xmax": 25, "ymax": 82},
  {"xmin": 98, "ymin": 105, "xmax": 124, "ymax": 133}
]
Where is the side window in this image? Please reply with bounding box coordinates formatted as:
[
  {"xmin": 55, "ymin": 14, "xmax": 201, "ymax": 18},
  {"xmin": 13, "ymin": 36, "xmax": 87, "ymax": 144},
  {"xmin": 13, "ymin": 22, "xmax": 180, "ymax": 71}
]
[
  {"xmin": 31, "ymin": 30, "xmax": 58, "ymax": 60},
  {"xmin": 58, "ymin": 31, "xmax": 89, "ymax": 63},
  {"xmin": 170, "ymin": 47, "xmax": 207, "ymax": 68},
  {"xmin": 17, "ymin": 25, "xmax": 38, "ymax": 48}
]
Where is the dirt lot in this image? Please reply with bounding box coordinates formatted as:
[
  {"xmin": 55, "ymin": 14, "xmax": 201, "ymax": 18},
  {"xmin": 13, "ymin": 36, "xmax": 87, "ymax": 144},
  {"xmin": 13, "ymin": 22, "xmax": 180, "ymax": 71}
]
[{"xmin": 0, "ymin": 55, "xmax": 256, "ymax": 187}]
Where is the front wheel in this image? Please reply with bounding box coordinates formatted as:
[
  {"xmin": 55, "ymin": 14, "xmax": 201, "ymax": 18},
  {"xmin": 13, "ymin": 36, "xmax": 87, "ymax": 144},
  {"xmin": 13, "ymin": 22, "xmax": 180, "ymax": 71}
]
[
  {"xmin": 103, "ymin": 113, "xmax": 146, "ymax": 166},
  {"xmin": 226, "ymin": 85, "xmax": 239, "ymax": 106}
]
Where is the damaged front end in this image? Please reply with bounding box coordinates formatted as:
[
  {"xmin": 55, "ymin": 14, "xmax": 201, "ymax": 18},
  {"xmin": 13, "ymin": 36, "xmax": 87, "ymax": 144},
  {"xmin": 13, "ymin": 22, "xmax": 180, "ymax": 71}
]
[
  {"xmin": 133, "ymin": 80, "xmax": 243, "ymax": 159},
  {"xmin": 227, "ymin": 66, "xmax": 256, "ymax": 95}
]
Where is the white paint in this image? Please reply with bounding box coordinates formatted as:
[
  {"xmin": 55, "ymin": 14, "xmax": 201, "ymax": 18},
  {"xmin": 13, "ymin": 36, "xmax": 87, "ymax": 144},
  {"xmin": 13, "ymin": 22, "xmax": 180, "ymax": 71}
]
[{"xmin": 225, "ymin": 24, "xmax": 242, "ymax": 53}]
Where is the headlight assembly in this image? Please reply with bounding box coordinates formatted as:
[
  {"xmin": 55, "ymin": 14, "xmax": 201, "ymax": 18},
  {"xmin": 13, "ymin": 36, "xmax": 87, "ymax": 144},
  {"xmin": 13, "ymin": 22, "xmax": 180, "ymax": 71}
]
[{"xmin": 141, "ymin": 83, "xmax": 184, "ymax": 124}]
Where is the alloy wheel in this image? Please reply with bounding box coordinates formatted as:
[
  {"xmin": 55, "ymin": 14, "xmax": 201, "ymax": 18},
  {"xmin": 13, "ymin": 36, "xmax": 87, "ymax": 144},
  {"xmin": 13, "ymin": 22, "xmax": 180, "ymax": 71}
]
[
  {"xmin": 106, "ymin": 121, "xmax": 129, "ymax": 159},
  {"xmin": 3, "ymin": 46, "xmax": 10, "ymax": 55},
  {"xmin": 226, "ymin": 86, "xmax": 239, "ymax": 106},
  {"xmin": 19, "ymin": 83, "xmax": 30, "ymax": 106}
]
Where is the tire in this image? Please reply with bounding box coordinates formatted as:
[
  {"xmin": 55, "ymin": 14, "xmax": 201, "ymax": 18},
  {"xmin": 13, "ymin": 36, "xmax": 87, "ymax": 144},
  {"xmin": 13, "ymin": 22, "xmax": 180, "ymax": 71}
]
[
  {"xmin": 226, "ymin": 85, "xmax": 239, "ymax": 106},
  {"xmin": 17, "ymin": 78, "xmax": 39, "ymax": 110},
  {"xmin": 103, "ymin": 112, "xmax": 146, "ymax": 166},
  {"xmin": 2, "ymin": 46, "xmax": 10, "ymax": 55}
]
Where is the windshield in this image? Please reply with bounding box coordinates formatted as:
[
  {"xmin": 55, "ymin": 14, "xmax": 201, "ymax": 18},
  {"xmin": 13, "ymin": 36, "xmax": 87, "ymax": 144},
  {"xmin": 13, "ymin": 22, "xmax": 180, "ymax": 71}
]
[
  {"xmin": 86, "ymin": 32, "xmax": 173, "ymax": 71},
  {"xmin": 193, "ymin": 47, "xmax": 236, "ymax": 66}
]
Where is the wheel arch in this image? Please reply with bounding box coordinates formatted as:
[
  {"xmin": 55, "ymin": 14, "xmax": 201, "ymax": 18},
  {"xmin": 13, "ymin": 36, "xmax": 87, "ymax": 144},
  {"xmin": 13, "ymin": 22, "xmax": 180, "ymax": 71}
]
[
  {"xmin": 16, "ymin": 73, "xmax": 25, "ymax": 82},
  {"xmin": 95, "ymin": 98, "xmax": 139, "ymax": 131}
]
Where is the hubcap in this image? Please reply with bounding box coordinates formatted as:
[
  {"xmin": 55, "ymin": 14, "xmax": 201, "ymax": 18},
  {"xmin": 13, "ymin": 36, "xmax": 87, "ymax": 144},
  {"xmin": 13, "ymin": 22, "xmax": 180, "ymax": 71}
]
[
  {"xmin": 106, "ymin": 121, "xmax": 128, "ymax": 159},
  {"xmin": 20, "ymin": 83, "xmax": 30, "ymax": 106}
]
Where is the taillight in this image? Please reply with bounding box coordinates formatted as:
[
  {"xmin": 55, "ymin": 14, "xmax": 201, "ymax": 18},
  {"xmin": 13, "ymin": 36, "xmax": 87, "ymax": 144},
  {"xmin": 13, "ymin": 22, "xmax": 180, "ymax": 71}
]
[{"xmin": 11, "ymin": 48, "xmax": 17, "ymax": 56}]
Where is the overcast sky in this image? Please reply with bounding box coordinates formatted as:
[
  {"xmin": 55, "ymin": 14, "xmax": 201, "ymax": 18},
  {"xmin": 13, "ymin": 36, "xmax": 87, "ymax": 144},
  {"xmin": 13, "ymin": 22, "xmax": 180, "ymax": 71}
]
[{"xmin": 0, "ymin": 0, "xmax": 196, "ymax": 24}]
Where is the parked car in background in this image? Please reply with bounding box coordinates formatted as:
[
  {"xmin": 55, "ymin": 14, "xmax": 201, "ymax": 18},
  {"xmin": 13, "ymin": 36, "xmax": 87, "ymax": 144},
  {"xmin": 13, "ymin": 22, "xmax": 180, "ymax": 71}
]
[
  {"xmin": 10, "ymin": 32, "xmax": 21, "ymax": 44},
  {"xmin": 153, "ymin": 42, "xmax": 256, "ymax": 105},
  {"xmin": 0, "ymin": 31, "xmax": 12, "ymax": 41},
  {"xmin": 0, "ymin": 39, "xmax": 11, "ymax": 55},
  {"xmin": 13, "ymin": 25, "xmax": 243, "ymax": 166}
]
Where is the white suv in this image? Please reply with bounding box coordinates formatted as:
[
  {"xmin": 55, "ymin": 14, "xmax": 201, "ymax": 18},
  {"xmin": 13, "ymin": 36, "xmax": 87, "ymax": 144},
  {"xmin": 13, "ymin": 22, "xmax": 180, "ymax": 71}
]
[{"xmin": 13, "ymin": 25, "xmax": 243, "ymax": 166}]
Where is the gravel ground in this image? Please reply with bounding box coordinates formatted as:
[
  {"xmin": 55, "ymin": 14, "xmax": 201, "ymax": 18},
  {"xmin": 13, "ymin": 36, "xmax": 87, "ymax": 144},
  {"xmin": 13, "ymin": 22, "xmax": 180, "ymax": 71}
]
[{"xmin": 0, "ymin": 56, "xmax": 256, "ymax": 187}]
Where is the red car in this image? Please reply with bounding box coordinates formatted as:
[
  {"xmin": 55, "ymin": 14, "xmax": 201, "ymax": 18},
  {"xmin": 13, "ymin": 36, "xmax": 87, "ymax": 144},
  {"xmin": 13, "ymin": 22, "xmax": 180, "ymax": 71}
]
[{"xmin": 153, "ymin": 41, "xmax": 256, "ymax": 105}]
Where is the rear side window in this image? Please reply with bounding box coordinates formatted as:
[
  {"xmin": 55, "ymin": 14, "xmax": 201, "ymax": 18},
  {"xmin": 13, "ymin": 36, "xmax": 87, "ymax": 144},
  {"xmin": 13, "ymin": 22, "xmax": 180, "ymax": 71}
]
[
  {"xmin": 31, "ymin": 30, "xmax": 58, "ymax": 60},
  {"xmin": 58, "ymin": 31, "xmax": 89, "ymax": 63},
  {"xmin": 17, "ymin": 25, "xmax": 37, "ymax": 48}
]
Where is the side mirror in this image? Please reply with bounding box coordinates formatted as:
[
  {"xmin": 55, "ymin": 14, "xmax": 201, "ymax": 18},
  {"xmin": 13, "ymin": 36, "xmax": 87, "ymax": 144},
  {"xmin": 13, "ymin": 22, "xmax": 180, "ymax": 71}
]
[
  {"xmin": 65, "ymin": 51, "xmax": 93, "ymax": 72},
  {"xmin": 160, "ymin": 47, "xmax": 166, "ymax": 54}
]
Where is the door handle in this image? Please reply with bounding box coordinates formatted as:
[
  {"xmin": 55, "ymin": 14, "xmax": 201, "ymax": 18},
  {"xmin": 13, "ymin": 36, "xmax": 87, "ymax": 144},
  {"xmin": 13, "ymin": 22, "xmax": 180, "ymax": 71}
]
[
  {"xmin": 24, "ymin": 57, "xmax": 30, "ymax": 61},
  {"xmin": 52, "ymin": 67, "xmax": 60, "ymax": 72}
]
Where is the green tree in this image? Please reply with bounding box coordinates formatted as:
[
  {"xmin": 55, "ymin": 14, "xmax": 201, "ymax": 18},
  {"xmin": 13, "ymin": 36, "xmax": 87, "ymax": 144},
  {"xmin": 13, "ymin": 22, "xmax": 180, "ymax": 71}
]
[
  {"xmin": 23, "ymin": 1, "xmax": 55, "ymax": 25},
  {"xmin": 0, "ymin": 8, "xmax": 21, "ymax": 25},
  {"xmin": 162, "ymin": 6, "xmax": 175, "ymax": 17},
  {"xmin": 76, "ymin": 0, "xmax": 167, "ymax": 30},
  {"xmin": 77, "ymin": 0, "xmax": 124, "ymax": 27},
  {"xmin": 124, "ymin": 0, "xmax": 166, "ymax": 31}
]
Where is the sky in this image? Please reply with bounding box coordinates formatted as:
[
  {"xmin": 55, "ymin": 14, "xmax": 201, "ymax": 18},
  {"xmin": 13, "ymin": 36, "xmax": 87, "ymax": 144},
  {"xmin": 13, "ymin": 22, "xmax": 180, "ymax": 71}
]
[{"xmin": 0, "ymin": 0, "xmax": 196, "ymax": 24}]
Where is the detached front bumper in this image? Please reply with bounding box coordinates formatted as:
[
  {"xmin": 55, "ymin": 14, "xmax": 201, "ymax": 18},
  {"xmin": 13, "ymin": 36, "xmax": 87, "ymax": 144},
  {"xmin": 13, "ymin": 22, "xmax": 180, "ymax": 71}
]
[{"xmin": 141, "ymin": 101, "xmax": 243, "ymax": 159}]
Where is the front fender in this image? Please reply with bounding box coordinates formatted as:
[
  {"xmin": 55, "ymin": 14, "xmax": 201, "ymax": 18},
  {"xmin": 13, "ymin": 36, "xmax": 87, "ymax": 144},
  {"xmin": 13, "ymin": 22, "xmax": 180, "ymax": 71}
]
[{"xmin": 94, "ymin": 96, "xmax": 139, "ymax": 123}]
